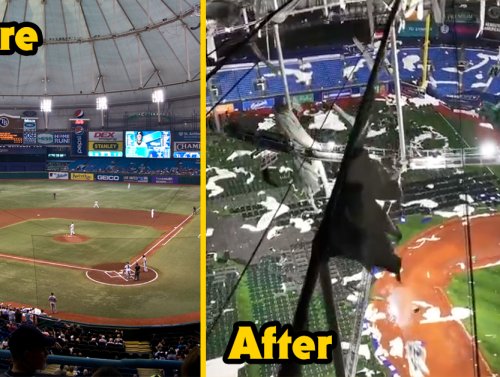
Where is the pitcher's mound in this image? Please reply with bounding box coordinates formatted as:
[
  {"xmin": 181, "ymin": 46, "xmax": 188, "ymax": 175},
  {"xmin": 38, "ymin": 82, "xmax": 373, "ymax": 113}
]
[{"xmin": 53, "ymin": 234, "xmax": 90, "ymax": 243}]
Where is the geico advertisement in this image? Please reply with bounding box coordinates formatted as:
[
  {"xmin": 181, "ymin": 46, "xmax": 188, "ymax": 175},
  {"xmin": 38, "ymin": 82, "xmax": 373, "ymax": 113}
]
[
  {"xmin": 70, "ymin": 173, "xmax": 94, "ymax": 181},
  {"xmin": 89, "ymin": 131, "xmax": 124, "ymax": 142},
  {"xmin": 96, "ymin": 174, "xmax": 122, "ymax": 182},
  {"xmin": 88, "ymin": 142, "xmax": 123, "ymax": 151}
]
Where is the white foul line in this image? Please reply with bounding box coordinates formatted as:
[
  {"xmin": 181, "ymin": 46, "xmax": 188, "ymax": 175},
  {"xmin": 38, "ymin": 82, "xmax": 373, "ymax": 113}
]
[
  {"xmin": 162, "ymin": 226, "xmax": 183, "ymax": 245},
  {"xmin": 132, "ymin": 214, "xmax": 193, "ymax": 264}
]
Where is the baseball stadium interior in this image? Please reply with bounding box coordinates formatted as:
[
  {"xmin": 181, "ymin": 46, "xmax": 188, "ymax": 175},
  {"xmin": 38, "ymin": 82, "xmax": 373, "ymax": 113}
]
[
  {"xmin": 206, "ymin": 0, "xmax": 500, "ymax": 376},
  {"xmin": 0, "ymin": 1, "xmax": 200, "ymax": 377}
]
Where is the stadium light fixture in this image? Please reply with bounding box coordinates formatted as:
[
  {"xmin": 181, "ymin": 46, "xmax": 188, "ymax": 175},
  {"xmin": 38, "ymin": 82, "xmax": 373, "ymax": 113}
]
[
  {"xmin": 152, "ymin": 89, "xmax": 164, "ymax": 123},
  {"xmin": 480, "ymin": 141, "xmax": 498, "ymax": 159},
  {"xmin": 40, "ymin": 98, "xmax": 52, "ymax": 130},
  {"xmin": 96, "ymin": 96, "xmax": 108, "ymax": 128}
]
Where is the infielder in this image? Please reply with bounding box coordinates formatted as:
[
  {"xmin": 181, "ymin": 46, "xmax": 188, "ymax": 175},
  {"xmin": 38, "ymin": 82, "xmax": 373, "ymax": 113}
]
[
  {"xmin": 142, "ymin": 255, "xmax": 148, "ymax": 272},
  {"xmin": 69, "ymin": 223, "xmax": 75, "ymax": 236},
  {"xmin": 151, "ymin": 208, "xmax": 155, "ymax": 219},
  {"xmin": 127, "ymin": 183, "xmax": 131, "ymax": 189},
  {"xmin": 93, "ymin": 200, "xmax": 99, "ymax": 208}
]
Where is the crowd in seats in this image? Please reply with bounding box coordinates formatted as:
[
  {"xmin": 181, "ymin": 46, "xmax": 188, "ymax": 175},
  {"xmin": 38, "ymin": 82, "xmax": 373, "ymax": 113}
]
[
  {"xmin": 151, "ymin": 335, "xmax": 198, "ymax": 362},
  {"xmin": 66, "ymin": 158, "xmax": 199, "ymax": 176}
]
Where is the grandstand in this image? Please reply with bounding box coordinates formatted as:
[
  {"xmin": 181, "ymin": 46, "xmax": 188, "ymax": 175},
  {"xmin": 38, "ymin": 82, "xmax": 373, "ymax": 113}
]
[
  {"xmin": 206, "ymin": 0, "xmax": 500, "ymax": 377},
  {"xmin": 0, "ymin": 1, "xmax": 200, "ymax": 376}
]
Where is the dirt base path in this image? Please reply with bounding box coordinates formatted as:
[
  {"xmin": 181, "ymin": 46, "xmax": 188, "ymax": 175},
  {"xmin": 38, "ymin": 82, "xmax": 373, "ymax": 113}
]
[
  {"xmin": 371, "ymin": 215, "xmax": 500, "ymax": 377},
  {"xmin": 0, "ymin": 208, "xmax": 185, "ymax": 231}
]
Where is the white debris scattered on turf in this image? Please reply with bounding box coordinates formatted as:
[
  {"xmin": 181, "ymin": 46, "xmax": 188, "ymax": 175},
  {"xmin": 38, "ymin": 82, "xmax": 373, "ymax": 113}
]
[
  {"xmin": 279, "ymin": 166, "xmax": 293, "ymax": 174},
  {"xmin": 420, "ymin": 306, "xmax": 471, "ymax": 324},
  {"xmin": 342, "ymin": 271, "xmax": 363, "ymax": 285},
  {"xmin": 402, "ymin": 55, "xmax": 420, "ymax": 72},
  {"xmin": 389, "ymin": 337, "xmax": 404, "ymax": 358},
  {"xmin": 426, "ymin": 183, "xmax": 435, "ymax": 189},
  {"xmin": 344, "ymin": 59, "xmax": 366, "ymax": 78},
  {"xmin": 341, "ymin": 342, "xmax": 351, "ymax": 350},
  {"xmin": 241, "ymin": 196, "xmax": 290, "ymax": 232},
  {"xmin": 257, "ymin": 190, "xmax": 266, "ymax": 196},
  {"xmin": 412, "ymin": 301, "xmax": 434, "ymax": 309},
  {"xmin": 476, "ymin": 73, "xmax": 484, "ymax": 79},
  {"xmin": 364, "ymin": 303, "xmax": 387, "ymax": 322},
  {"xmin": 267, "ymin": 226, "xmax": 284, "ymax": 240},
  {"xmin": 206, "ymin": 228, "xmax": 214, "ymax": 237},
  {"xmin": 456, "ymin": 262, "xmax": 466, "ymax": 270},
  {"xmin": 402, "ymin": 199, "xmax": 439, "ymax": 209},
  {"xmin": 223, "ymin": 308, "xmax": 235, "ymax": 314},
  {"xmin": 207, "ymin": 357, "xmax": 245, "ymax": 377},
  {"xmin": 459, "ymin": 194, "xmax": 474, "ymax": 203},
  {"xmin": 308, "ymin": 111, "xmax": 347, "ymax": 131},
  {"xmin": 212, "ymin": 210, "xmax": 219, "ymax": 214},
  {"xmin": 408, "ymin": 235, "xmax": 441, "ymax": 249},
  {"xmin": 435, "ymin": 204, "xmax": 475, "ymax": 218},
  {"xmin": 410, "ymin": 125, "xmax": 449, "ymax": 150},
  {"xmin": 357, "ymin": 368, "xmax": 378, "ymax": 377},
  {"xmin": 479, "ymin": 122, "xmax": 494, "ymax": 130},
  {"xmin": 331, "ymin": 278, "xmax": 338, "ymax": 285},
  {"xmin": 407, "ymin": 94, "xmax": 442, "ymax": 107},
  {"xmin": 442, "ymin": 67, "xmax": 458, "ymax": 73},
  {"xmin": 347, "ymin": 292, "xmax": 360, "ymax": 303},
  {"xmin": 453, "ymin": 109, "xmax": 479, "ymax": 118},
  {"xmin": 289, "ymin": 217, "xmax": 314, "ymax": 233},
  {"xmin": 358, "ymin": 344, "xmax": 371, "ymax": 360},
  {"xmin": 206, "ymin": 167, "xmax": 237, "ymax": 197},
  {"xmin": 367, "ymin": 127, "xmax": 387, "ymax": 138},
  {"xmin": 406, "ymin": 341, "xmax": 429, "ymax": 377},
  {"xmin": 257, "ymin": 117, "xmax": 276, "ymax": 131},
  {"xmin": 226, "ymin": 150, "xmax": 253, "ymax": 161},
  {"xmin": 246, "ymin": 173, "xmax": 255, "ymax": 184}
]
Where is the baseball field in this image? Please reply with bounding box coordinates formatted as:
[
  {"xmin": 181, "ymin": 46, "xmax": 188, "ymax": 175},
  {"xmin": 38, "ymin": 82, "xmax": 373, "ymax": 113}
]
[{"xmin": 0, "ymin": 180, "xmax": 200, "ymax": 325}]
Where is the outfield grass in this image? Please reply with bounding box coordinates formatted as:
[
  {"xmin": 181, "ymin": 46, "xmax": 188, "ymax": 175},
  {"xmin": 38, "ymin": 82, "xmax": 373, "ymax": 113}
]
[
  {"xmin": 447, "ymin": 266, "xmax": 500, "ymax": 372},
  {"xmin": 0, "ymin": 219, "xmax": 162, "ymax": 266},
  {"xmin": 0, "ymin": 180, "xmax": 198, "ymax": 215},
  {"xmin": 397, "ymin": 214, "xmax": 445, "ymax": 244},
  {"xmin": 0, "ymin": 180, "xmax": 200, "ymax": 322}
]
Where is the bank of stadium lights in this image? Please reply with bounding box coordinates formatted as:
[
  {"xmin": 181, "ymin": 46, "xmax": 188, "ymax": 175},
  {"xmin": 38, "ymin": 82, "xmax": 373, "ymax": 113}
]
[
  {"xmin": 152, "ymin": 89, "xmax": 164, "ymax": 123},
  {"xmin": 96, "ymin": 96, "xmax": 108, "ymax": 128},
  {"xmin": 40, "ymin": 98, "xmax": 52, "ymax": 130}
]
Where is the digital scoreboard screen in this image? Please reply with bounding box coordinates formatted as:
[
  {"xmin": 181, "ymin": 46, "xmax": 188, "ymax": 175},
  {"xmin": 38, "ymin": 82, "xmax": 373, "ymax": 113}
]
[
  {"xmin": 125, "ymin": 131, "xmax": 171, "ymax": 158},
  {"xmin": 0, "ymin": 132, "xmax": 23, "ymax": 144}
]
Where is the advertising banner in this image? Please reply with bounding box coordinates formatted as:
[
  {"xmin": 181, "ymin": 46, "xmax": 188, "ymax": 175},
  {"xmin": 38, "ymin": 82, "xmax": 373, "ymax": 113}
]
[
  {"xmin": 242, "ymin": 98, "xmax": 275, "ymax": 111},
  {"xmin": 88, "ymin": 141, "xmax": 124, "ymax": 157},
  {"xmin": 0, "ymin": 145, "xmax": 46, "ymax": 155},
  {"xmin": 322, "ymin": 89, "xmax": 352, "ymax": 101},
  {"xmin": 398, "ymin": 21, "xmax": 437, "ymax": 38},
  {"xmin": 23, "ymin": 119, "xmax": 37, "ymax": 145},
  {"xmin": 70, "ymin": 173, "xmax": 94, "ymax": 181},
  {"xmin": 70, "ymin": 121, "xmax": 88, "ymax": 157},
  {"xmin": 37, "ymin": 132, "xmax": 71, "ymax": 145},
  {"xmin": 444, "ymin": 93, "xmax": 482, "ymax": 110},
  {"xmin": 88, "ymin": 131, "xmax": 124, "ymax": 141},
  {"xmin": 152, "ymin": 176, "xmax": 179, "ymax": 184},
  {"xmin": 48, "ymin": 172, "xmax": 69, "ymax": 180},
  {"xmin": 214, "ymin": 103, "xmax": 235, "ymax": 114},
  {"xmin": 483, "ymin": 1, "xmax": 500, "ymax": 41},
  {"xmin": 123, "ymin": 175, "xmax": 149, "ymax": 183},
  {"xmin": 95, "ymin": 174, "xmax": 122, "ymax": 182}
]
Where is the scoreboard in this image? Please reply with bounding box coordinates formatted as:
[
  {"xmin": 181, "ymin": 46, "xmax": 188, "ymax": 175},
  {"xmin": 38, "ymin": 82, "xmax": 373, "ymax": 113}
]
[{"xmin": 0, "ymin": 132, "xmax": 23, "ymax": 144}]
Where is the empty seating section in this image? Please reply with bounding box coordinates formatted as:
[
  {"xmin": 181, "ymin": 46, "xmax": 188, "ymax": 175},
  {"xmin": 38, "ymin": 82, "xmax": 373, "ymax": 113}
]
[{"xmin": 209, "ymin": 47, "xmax": 499, "ymax": 104}]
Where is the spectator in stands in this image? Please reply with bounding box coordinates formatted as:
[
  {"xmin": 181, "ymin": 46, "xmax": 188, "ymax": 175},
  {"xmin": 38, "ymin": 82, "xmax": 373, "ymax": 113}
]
[
  {"xmin": 92, "ymin": 367, "xmax": 122, "ymax": 377},
  {"xmin": 5, "ymin": 325, "xmax": 55, "ymax": 376},
  {"xmin": 180, "ymin": 346, "xmax": 199, "ymax": 377}
]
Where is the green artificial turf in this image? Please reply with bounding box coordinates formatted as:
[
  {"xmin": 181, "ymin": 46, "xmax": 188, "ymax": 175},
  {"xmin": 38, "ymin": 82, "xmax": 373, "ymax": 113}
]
[
  {"xmin": 0, "ymin": 219, "xmax": 162, "ymax": 266},
  {"xmin": 0, "ymin": 180, "xmax": 198, "ymax": 215},
  {"xmin": 397, "ymin": 214, "xmax": 444, "ymax": 244},
  {"xmin": 447, "ymin": 266, "xmax": 500, "ymax": 372}
]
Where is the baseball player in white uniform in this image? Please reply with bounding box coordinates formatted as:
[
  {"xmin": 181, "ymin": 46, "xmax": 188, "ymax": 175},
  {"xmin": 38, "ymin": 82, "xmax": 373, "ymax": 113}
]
[
  {"xmin": 151, "ymin": 208, "xmax": 155, "ymax": 219},
  {"xmin": 124, "ymin": 262, "xmax": 131, "ymax": 280},
  {"xmin": 127, "ymin": 183, "xmax": 131, "ymax": 189},
  {"xmin": 69, "ymin": 223, "xmax": 75, "ymax": 236},
  {"xmin": 93, "ymin": 200, "xmax": 99, "ymax": 208},
  {"xmin": 142, "ymin": 255, "xmax": 148, "ymax": 272}
]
